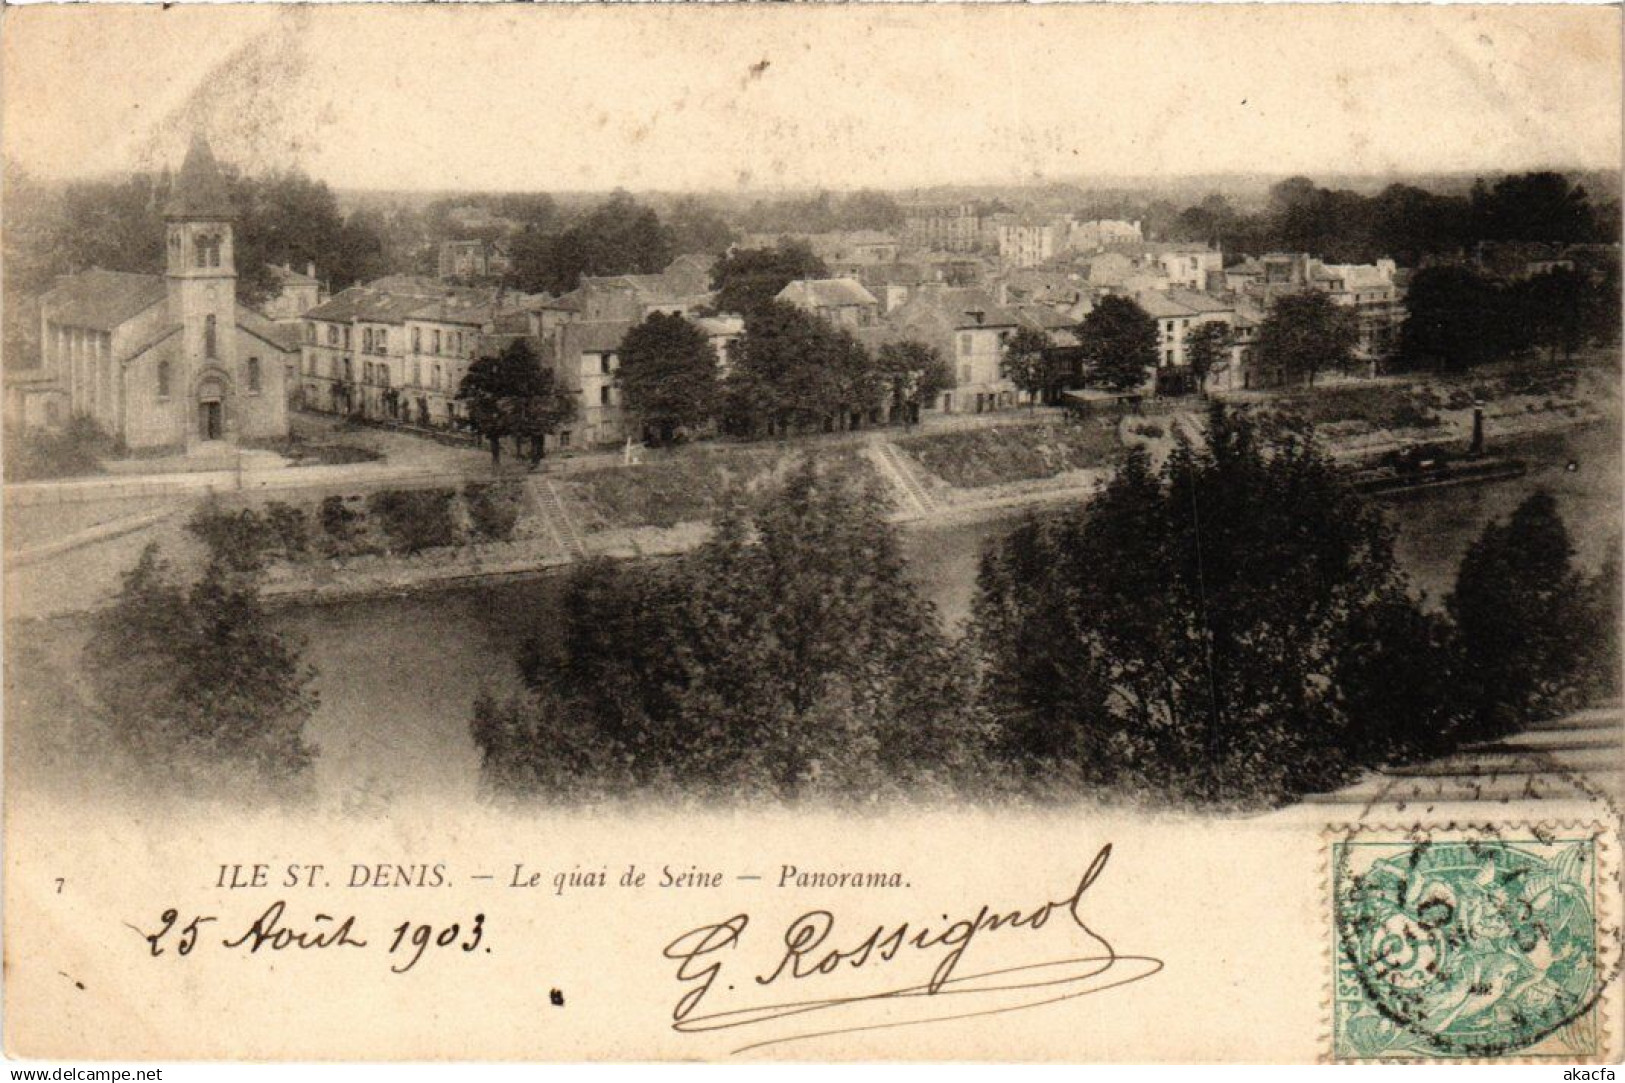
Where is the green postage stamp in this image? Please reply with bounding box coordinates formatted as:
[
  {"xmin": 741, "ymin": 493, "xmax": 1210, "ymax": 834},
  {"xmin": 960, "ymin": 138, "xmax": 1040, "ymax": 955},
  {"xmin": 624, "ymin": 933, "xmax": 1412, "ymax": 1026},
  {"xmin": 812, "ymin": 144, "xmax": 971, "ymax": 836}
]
[{"xmin": 1330, "ymin": 824, "xmax": 1621, "ymax": 1061}]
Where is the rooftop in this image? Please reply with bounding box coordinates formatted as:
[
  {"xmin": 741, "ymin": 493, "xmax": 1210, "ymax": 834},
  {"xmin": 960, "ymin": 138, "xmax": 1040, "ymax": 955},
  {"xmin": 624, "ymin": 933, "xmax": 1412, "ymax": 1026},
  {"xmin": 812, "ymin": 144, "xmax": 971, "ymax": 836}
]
[
  {"xmin": 777, "ymin": 277, "xmax": 880, "ymax": 310},
  {"xmin": 41, "ymin": 269, "xmax": 166, "ymax": 331},
  {"xmin": 164, "ymin": 133, "xmax": 235, "ymax": 221}
]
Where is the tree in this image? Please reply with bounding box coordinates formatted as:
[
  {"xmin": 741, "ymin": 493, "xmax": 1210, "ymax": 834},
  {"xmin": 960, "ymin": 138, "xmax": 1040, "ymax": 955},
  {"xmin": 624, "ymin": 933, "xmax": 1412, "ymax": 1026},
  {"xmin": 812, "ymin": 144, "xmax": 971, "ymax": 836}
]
[
  {"xmin": 507, "ymin": 191, "xmax": 675, "ymax": 295},
  {"xmin": 1183, "ymin": 321, "xmax": 1233, "ymax": 397},
  {"xmin": 1256, "ymin": 290, "xmax": 1359, "ymax": 386},
  {"xmin": 1000, "ymin": 327, "xmax": 1059, "ymax": 410},
  {"xmin": 875, "ymin": 340, "xmax": 953, "ymax": 427},
  {"xmin": 1397, "ymin": 265, "xmax": 1513, "ymax": 372},
  {"xmin": 724, "ymin": 301, "xmax": 876, "ymax": 436},
  {"xmin": 232, "ymin": 169, "xmax": 369, "ymax": 304},
  {"xmin": 616, "ymin": 312, "xmax": 721, "ymax": 445},
  {"xmin": 1513, "ymin": 267, "xmax": 1589, "ymax": 362},
  {"xmin": 1448, "ymin": 490, "xmax": 1593, "ymax": 739},
  {"xmin": 1576, "ymin": 545, "xmax": 1622, "ymax": 705},
  {"xmin": 1076, "ymin": 295, "xmax": 1157, "ymax": 393},
  {"xmin": 839, "ymin": 190, "xmax": 906, "ymax": 231},
  {"xmin": 1169, "ymin": 194, "xmax": 1240, "ymax": 248},
  {"xmin": 709, "ymin": 241, "xmax": 828, "ymax": 317},
  {"xmin": 665, "ymin": 196, "xmax": 737, "ymax": 256},
  {"xmin": 970, "ymin": 402, "xmax": 1448, "ymax": 806},
  {"xmin": 478, "ymin": 459, "xmax": 989, "ymax": 799},
  {"xmin": 1470, "ymin": 172, "xmax": 1598, "ymax": 244},
  {"xmin": 457, "ymin": 338, "xmax": 577, "ymax": 466},
  {"xmin": 83, "ymin": 544, "xmax": 318, "ymax": 791}
]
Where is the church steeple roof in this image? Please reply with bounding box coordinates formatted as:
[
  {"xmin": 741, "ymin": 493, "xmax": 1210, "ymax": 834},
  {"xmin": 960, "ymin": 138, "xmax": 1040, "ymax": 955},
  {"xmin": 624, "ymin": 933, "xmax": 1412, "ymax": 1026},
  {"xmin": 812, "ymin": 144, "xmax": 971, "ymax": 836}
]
[{"xmin": 164, "ymin": 133, "xmax": 235, "ymax": 221}]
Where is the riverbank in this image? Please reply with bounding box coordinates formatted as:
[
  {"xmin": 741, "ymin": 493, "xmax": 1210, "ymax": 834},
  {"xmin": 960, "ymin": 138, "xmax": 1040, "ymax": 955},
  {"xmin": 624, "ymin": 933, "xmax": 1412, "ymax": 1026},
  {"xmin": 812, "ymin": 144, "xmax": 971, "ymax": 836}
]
[
  {"xmin": 5, "ymin": 397, "xmax": 1610, "ymax": 621},
  {"xmin": 6, "ymin": 418, "xmax": 1616, "ymax": 812}
]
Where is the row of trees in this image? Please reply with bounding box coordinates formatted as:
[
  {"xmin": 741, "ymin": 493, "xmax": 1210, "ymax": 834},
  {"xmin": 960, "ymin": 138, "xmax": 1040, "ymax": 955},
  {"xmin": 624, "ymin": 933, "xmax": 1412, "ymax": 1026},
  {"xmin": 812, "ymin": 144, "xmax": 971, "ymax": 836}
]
[
  {"xmin": 1398, "ymin": 264, "xmax": 1621, "ymax": 372},
  {"xmin": 470, "ymin": 404, "xmax": 1619, "ymax": 807},
  {"xmin": 1168, "ymin": 172, "xmax": 1618, "ymax": 265},
  {"xmin": 615, "ymin": 304, "xmax": 956, "ymax": 443}
]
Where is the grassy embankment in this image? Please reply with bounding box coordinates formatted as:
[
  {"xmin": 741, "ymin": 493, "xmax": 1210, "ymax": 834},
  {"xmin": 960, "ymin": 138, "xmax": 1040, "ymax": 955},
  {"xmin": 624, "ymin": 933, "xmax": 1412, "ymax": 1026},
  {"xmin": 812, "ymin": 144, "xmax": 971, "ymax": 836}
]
[
  {"xmin": 894, "ymin": 417, "xmax": 1122, "ymax": 492},
  {"xmin": 560, "ymin": 444, "xmax": 886, "ymax": 531}
]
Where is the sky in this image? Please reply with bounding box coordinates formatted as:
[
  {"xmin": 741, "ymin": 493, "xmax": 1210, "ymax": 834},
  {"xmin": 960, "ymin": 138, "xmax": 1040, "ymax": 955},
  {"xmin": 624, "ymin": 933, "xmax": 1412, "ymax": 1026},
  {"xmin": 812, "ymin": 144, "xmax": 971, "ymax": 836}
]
[{"xmin": 2, "ymin": 3, "xmax": 1620, "ymax": 194}]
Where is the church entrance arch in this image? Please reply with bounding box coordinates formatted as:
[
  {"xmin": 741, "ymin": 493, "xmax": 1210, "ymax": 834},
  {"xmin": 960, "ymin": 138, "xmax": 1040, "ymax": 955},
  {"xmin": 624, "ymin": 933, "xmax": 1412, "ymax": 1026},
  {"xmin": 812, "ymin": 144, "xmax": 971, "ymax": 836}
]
[{"xmin": 196, "ymin": 372, "xmax": 228, "ymax": 442}]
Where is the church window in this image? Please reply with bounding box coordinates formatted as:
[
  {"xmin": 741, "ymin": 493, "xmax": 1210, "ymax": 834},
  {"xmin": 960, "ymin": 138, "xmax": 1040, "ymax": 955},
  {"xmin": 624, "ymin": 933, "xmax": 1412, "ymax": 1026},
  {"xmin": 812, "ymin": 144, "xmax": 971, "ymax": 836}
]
[
  {"xmin": 157, "ymin": 360, "xmax": 172, "ymax": 398},
  {"xmin": 247, "ymin": 357, "xmax": 261, "ymax": 393},
  {"xmin": 204, "ymin": 315, "xmax": 217, "ymax": 359}
]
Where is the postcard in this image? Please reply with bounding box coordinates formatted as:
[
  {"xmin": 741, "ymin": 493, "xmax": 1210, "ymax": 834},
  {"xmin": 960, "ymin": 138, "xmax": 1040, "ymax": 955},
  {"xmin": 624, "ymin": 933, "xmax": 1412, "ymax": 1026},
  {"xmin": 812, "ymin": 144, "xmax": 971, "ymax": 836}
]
[{"xmin": 3, "ymin": 1, "xmax": 1621, "ymax": 1063}]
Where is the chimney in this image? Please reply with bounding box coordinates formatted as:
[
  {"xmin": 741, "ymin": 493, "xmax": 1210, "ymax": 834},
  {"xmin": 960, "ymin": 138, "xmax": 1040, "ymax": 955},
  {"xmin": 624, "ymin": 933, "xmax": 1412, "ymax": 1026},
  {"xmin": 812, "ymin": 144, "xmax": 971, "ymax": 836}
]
[{"xmin": 307, "ymin": 261, "xmax": 317, "ymax": 279}]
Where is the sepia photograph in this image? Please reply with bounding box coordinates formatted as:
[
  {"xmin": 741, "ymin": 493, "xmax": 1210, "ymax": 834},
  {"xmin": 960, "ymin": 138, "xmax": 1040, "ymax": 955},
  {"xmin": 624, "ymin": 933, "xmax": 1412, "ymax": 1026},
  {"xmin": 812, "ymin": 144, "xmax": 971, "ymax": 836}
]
[{"xmin": 1, "ymin": 1, "xmax": 1621, "ymax": 1066}]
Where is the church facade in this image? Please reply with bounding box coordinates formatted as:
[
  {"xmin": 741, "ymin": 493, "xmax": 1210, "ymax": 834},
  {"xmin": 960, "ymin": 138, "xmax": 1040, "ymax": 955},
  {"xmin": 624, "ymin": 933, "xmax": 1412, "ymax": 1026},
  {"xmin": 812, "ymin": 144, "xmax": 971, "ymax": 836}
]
[{"xmin": 30, "ymin": 135, "xmax": 294, "ymax": 452}]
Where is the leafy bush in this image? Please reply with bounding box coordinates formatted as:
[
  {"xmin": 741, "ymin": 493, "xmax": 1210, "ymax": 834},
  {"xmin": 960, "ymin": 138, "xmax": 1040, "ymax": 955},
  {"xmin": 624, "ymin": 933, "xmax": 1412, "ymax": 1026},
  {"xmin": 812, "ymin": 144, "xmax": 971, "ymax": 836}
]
[
  {"xmin": 263, "ymin": 502, "xmax": 310, "ymax": 559},
  {"xmin": 186, "ymin": 499, "xmax": 276, "ymax": 572},
  {"xmin": 320, "ymin": 495, "xmax": 362, "ymax": 542},
  {"xmin": 4, "ymin": 416, "xmax": 116, "ymax": 481},
  {"xmin": 187, "ymin": 498, "xmax": 313, "ymax": 570},
  {"xmin": 1130, "ymin": 421, "xmax": 1164, "ymax": 439},
  {"xmin": 464, "ymin": 482, "xmax": 522, "ymax": 542},
  {"xmin": 368, "ymin": 488, "xmax": 460, "ymax": 554}
]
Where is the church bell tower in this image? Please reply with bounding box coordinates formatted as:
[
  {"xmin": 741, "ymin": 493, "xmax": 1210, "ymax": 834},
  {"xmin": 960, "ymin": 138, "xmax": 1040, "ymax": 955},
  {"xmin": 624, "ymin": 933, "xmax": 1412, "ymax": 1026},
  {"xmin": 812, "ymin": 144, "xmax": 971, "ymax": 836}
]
[{"xmin": 165, "ymin": 133, "xmax": 238, "ymax": 444}]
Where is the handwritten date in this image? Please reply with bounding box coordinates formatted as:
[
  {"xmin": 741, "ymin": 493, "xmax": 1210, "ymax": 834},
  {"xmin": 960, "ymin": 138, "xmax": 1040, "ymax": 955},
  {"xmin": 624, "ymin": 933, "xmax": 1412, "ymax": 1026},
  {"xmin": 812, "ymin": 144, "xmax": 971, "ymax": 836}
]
[{"xmin": 135, "ymin": 901, "xmax": 485, "ymax": 973}]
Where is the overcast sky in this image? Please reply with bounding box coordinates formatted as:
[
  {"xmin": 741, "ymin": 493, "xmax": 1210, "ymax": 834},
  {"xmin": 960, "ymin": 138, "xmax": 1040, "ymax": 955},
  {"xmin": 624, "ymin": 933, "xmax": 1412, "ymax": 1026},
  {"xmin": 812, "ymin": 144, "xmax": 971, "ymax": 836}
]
[{"xmin": 3, "ymin": 4, "xmax": 1620, "ymax": 194}]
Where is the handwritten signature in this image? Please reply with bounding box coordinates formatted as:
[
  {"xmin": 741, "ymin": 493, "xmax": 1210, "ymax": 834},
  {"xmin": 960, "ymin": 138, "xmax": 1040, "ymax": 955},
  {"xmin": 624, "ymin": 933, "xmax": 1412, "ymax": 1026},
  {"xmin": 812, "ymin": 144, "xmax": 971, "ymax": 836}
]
[{"xmin": 663, "ymin": 844, "xmax": 1163, "ymax": 1053}]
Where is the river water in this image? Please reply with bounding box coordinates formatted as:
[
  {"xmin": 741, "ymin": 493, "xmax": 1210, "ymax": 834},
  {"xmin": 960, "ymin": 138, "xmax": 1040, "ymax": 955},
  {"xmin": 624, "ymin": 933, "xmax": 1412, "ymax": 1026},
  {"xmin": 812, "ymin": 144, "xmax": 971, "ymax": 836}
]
[{"xmin": 264, "ymin": 422, "xmax": 1621, "ymax": 803}]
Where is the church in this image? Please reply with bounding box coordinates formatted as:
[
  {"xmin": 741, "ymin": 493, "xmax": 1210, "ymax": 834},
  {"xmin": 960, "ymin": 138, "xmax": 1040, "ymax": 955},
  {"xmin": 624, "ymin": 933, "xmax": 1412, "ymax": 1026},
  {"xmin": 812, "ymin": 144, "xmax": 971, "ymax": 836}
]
[{"xmin": 27, "ymin": 134, "xmax": 295, "ymax": 452}]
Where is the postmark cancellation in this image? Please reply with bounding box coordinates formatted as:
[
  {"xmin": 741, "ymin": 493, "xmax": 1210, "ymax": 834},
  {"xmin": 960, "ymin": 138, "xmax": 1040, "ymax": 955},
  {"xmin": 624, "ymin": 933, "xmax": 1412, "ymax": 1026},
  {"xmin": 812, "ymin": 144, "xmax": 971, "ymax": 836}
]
[{"xmin": 1327, "ymin": 821, "xmax": 1623, "ymax": 1062}]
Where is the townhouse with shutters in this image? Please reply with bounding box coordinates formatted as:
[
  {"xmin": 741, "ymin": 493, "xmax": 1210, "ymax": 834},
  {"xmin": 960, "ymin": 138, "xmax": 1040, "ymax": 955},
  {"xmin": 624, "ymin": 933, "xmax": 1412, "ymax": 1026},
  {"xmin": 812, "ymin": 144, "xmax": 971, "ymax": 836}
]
[
  {"xmin": 883, "ymin": 284, "xmax": 1022, "ymax": 414},
  {"xmin": 298, "ymin": 281, "xmax": 508, "ymax": 429}
]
